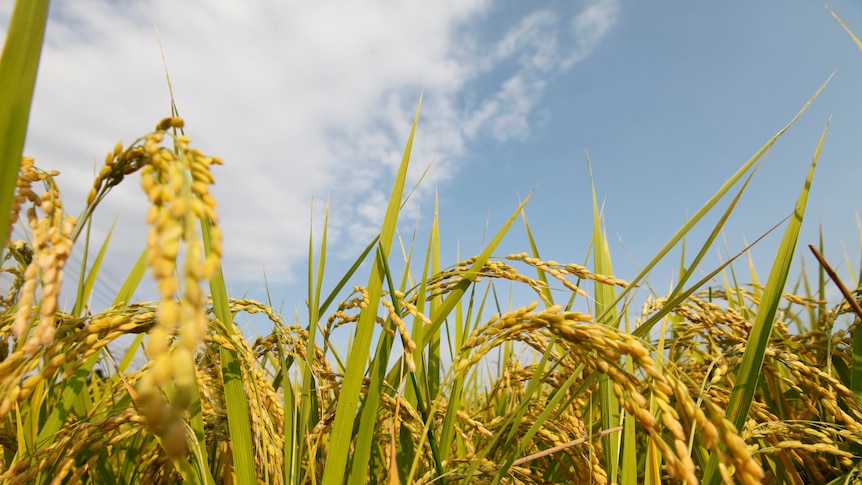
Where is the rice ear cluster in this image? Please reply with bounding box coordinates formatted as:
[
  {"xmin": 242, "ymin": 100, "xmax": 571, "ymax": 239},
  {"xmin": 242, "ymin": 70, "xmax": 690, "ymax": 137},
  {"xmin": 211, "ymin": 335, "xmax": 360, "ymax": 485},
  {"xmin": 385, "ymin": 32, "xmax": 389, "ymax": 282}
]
[
  {"xmin": 7, "ymin": 157, "xmax": 75, "ymax": 355},
  {"xmin": 454, "ymin": 301, "xmax": 765, "ymax": 484},
  {"xmin": 132, "ymin": 117, "xmax": 223, "ymax": 453}
]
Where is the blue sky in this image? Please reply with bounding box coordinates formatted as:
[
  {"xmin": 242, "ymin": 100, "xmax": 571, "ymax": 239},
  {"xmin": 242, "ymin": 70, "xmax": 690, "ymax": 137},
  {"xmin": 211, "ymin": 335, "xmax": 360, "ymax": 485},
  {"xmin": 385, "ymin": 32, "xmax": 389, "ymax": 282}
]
[{"xmin": 3, "ymin": 1, "xmax": 862, "ymax": 327}]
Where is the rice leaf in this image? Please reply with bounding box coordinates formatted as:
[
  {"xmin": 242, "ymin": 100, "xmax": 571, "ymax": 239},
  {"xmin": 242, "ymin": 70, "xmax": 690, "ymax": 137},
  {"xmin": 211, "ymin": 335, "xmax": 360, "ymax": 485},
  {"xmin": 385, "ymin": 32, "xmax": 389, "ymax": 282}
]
[
  {"xmin": 294, "ymin": 199, "xmax": 328, "ymax": 484},
  {"xmin": 587, "ymin": 155, "xmax": 621, "ymax": 482},
  {"xmin": 0, "ymin": 0, "xmax": 49, "ymax": 248},
  {"xmin": 419, "ymin": 193, "xmax": 533, "ymax": 347},
  {"xmin": 633, "ymin": 155, "xmax": 766, "ymax": 338},
  {"xmin": 114, "ymin": 249, "xmax": 150, "ymax": 374},
  {"xmin": 202, "ymin": 216, "xmax": 257, "ymax": 485},
  {"xmin": 73, "ymin": 216, "xmax": 118, "ymax": 316},
  {"xmin": 186, "ymin": 375, "xmax": 216, "ymax": 485},
  {"xmin": 829, "ymin": 7, "xmax": 862, "ymax": 52},
  {"xmin": 521, "ymin": 208, "xmax": 554, "ymax": 304},
  {"xmin": 322, "ymin": 95, "xmax": 421, "ymax": 484},
  {"xmin": 427, "ymin": 202, "xmax": 442, "ymax": 403},
  {"xmin": 598, "ymin": 74, "xmax": 831, "ymax": 324},
  {"xmin": 317, "ymin": 234, "xmax": 379, "ymax": 319},
  {"xmin": 113, "ymin": 247, "xmax": 149, "ymax": 307},
  {"xmin": 348, "ymin": 246, "xmax": 401, "ymax": 485},
  {"xmin": 702, "ymin": 118, "xmax": 828, "ymax": 484},
  {"xmin": 620, "ymin": 318, "xmax": 638, "ymax": 485}
]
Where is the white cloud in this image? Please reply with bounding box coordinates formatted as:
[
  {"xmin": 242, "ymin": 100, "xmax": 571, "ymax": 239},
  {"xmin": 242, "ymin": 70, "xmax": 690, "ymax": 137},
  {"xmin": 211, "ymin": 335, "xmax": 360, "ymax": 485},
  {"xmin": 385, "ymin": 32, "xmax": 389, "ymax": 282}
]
[
  {"xmin": 0, "ymin": 0, "xmax": 619, "ymax": 296},
  {"xmin": 493, "ymin": 10, "xmax": 559, "ymax": 72},
  {"xmin": 564, "ymin": 0, "xmax": 621, "ymax": 68}
]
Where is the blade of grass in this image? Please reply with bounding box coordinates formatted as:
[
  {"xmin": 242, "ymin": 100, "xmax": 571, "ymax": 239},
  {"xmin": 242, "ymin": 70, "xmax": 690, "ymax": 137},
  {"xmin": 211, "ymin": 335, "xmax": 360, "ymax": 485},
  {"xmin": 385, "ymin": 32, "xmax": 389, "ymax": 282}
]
[
  {"xmin": 669, "ymin": 160, "xmax": 763, "ymax": 304},
  {"xmin": 317, "ymin": 235, "xmax": 379, "ymax": 318},
  {"xmin": 350, "ymin": 242, "xmax": 445, "ymax": 485},
  {"xmin": 634, "ymin": 218, "xmax": 785, "ymax": 340},
  {"xmin": 314, "ymin": 161, "xmax": 431, "ymax": 321},
  {"xmin": 597, "ymin": 74, "xmax": 831, "ymax": 324},
  {"xmin": 620, "ymin": 315, "xmax": 637, "ymax": 485},
  {"xmin": 322, "ymin": 95, "xmax": 421, "ymax": 485},
  {"xmin": 586, "ymin": 155, "xmax": 621, "ymax": 483},
  {"xmin": 296, "ymin": 198, "xmax": 328, "ymax": 485},
  {"xmin": 427, "ymin": 200, "xmax": 442, "ymax": 404},
  {"xmin": 0, "ymin": 0, "xmax": 50, "ymax": 248},
  {"xmin": 202, "ymin": 216, "xmax": 256, "ymax": 485},
  {"xmin": 185, "ymin": 371, "xmax": 216, "ymax": 485},
  {"xmin": 829, "ymin": 7, "xmax": 862, "ymax": 52},
  {"xmin": 521, "ymin": 208, "xmax": 554, "ymax": 304},
  {"xmin": 114, "ymin": 248, "xmax": 150, "ymax": 374},
  {"xmin": 113, "ymin": 247, "xmax": 149, "ymax": 307},
  {"xmin": 419, "ymin": 192, "xmax": 533, "ymax": 348},
  {"xmin": 633, "ymin": 155, "xmax": 765, "ymax": 339},
  {"xmin": 73, "ymin": 216, "xmax": 118, "ymax": 316},
  {"xmin": 702, "ymin": 118, "xmax": 828, "ymax": 484}
]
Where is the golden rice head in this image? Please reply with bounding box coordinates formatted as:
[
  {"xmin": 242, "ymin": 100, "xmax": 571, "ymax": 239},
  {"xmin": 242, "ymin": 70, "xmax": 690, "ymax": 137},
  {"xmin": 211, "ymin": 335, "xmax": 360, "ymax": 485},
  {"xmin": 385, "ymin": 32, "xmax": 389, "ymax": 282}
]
[
  {"xmin": 9, "ymin": 158, "xmax": 75, "ymax": 355},
  {"xmin": 86, "ymin": 136, "xmax": 150, "ymax": 209},
  {"xmin": 0, "ymin": 410, "xmax": 145, "ymax": 483},
  {"xmin": 506, "ymin": 252, "xmax": 628, "ymax": 291},
  {"xmin": 1, "ymin": 239, "xmax": 33, "ymax": 311},
  {"xmin": 548, "ymin": 313, "xmax": 765, "ymax": 485},
  {"xmin": 0, "ymin": 304, "xmax": 153, "ymax": 420},
  {"xmin": 381, "ymin": 296, "xmax": 418, "ymax": 372},
  {"xmin": 136, "ymin": 118, "xmax": 223, "ymax": 453},
  {"xmin": 6, "ymin": 157, "xmax": 40, "ymax": 238},
  {"xmin": 451, "ymin": 275, "xmax": 763, "ymax": 483}
]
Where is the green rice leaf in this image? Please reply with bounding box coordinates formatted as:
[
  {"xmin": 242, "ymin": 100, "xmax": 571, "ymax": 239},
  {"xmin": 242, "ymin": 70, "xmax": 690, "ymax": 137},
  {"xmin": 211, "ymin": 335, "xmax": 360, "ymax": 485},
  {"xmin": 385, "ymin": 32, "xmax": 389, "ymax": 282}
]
[
  {"xmin": 202, "ymin": 216, "xmax": 257, "ymax": 485},
  {"xmin": 702, "ymin": 118, "xmax": 828, "ymax": 484},
  {"xmin": 521, "ymin": 209, "xmax": 554, "ymax": 304},
  {"xmin": 0, "ymin": 0, "xmax": 49, "ymax": 248},
  {"xmin": 113, "ymin": 247, "xmax": 149, "ymax": 307},
  {"xmin": 113, "ymin": 249, "xmax": 150, "ymax": 374},
  {"xmin": 587, "ymin": 155, "xmax": 621, "ymax": 482},
  {"xmin": 633, "ymin": 156, "xmax": 766, "ymax": 338},
  {"xmin": 73, "ymin": 216, "xmax": 118, "ymax": 316},
  {"xmin": 322, "ymin": 95, "xmax": 421, "ymax": 485},
  {"xmin": 317, "ymin": 234, "xmax": 379, "ymax": 319},
  {"xmin": 347, "ymin": 246, "xmax": 398, "ymax": 485},
  {"xmin": 597, "ymin": 74, "xmax": 831, "ymax": 324},
  {"xmin": 186, "ymin": 375, "xmax": 216, "ymax": 485},
  {"xmin": 420, "ymin": 193, "xmax": 532, "ymax": 347}
]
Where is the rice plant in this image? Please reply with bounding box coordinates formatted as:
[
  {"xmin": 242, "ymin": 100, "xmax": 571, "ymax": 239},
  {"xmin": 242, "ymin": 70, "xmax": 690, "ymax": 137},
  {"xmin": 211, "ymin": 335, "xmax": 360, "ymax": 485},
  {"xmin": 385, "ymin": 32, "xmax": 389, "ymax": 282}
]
[{"xmin": 2, "ymin": 1, "xmax": 862, "ymax": 483}]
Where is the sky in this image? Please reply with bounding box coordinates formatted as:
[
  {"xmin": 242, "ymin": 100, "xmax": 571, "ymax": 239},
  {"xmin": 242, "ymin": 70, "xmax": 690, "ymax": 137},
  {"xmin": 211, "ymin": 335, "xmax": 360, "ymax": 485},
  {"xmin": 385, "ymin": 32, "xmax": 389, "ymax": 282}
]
[{"xmin": 3, "ymin": 1, "xmax": 862, "ymax": 331}]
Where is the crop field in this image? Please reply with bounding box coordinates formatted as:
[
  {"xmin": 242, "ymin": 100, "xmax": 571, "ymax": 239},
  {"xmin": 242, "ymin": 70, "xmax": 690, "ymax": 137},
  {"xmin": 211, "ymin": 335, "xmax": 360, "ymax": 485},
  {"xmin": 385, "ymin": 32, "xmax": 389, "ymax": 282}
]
[{"xmin": 2, "ymin": 2, "xmax": 862, "ymax": 484}]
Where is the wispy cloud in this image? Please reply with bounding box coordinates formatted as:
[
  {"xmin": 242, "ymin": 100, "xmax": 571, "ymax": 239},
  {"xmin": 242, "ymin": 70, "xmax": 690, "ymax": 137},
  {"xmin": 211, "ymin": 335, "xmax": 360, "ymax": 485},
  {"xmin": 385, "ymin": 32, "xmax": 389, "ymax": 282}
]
[
  {"xmin": 564, "ymin": 0, "xmax": 621, "ymax": 68},
  {"xmin": 1, "ymin": 0, "xmax": 620, "ymax": 296}
]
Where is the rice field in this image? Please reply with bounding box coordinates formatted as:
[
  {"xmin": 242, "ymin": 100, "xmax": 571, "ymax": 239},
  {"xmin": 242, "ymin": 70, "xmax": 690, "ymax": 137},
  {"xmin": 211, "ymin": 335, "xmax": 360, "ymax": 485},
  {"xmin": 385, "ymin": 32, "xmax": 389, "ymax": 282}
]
[{"xmin": 3, "ymin": 2, "xmax": 862, "ymax": 484}]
